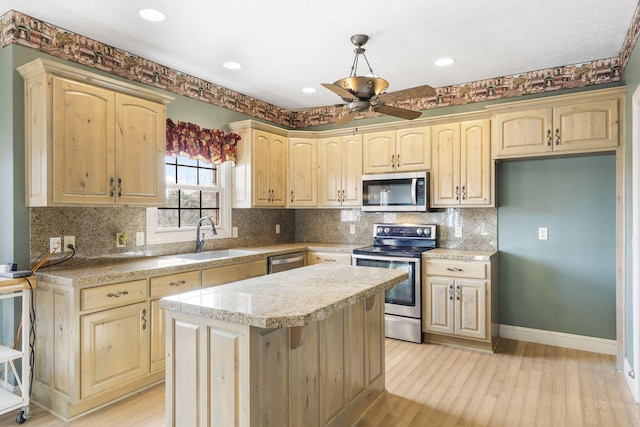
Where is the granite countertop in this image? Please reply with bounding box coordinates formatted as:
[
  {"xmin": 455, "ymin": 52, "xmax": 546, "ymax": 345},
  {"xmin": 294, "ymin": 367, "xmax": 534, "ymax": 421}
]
[
  {"xmin": 423, "ymin": 248, "xmax": 497, "ymax": 262},
  {"xmin": 34, "ymin": 243, "xmax": 366, "ymax": 287},
  {"xmin": 160, "ymin": 263, "xmax": 407, "ymax": 328}
]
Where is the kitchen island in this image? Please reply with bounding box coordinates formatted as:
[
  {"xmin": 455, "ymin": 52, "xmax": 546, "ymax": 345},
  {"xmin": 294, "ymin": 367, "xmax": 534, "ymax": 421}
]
[{"xmin": 160, "ymin": 263, "xmax": 407, "ymax": 427}]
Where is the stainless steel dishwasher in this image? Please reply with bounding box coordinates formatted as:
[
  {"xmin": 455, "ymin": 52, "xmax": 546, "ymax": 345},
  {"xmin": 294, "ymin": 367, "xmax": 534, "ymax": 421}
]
[{"xmin": 267, "ymin": 252, "xmax": 305, "ymax": 273}]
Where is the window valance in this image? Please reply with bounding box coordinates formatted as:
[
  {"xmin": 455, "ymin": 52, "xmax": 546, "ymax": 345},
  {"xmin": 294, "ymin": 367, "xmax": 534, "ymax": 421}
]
[{"xmin": 166, "ymin": 118, "xmax": 241, "ymax": 164}]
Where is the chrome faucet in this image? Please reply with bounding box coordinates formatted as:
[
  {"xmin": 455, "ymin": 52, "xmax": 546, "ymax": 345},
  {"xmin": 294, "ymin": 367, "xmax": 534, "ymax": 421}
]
[{"xmin": 195, "ymin": 216, "xmax": 217, "ymax": 253}]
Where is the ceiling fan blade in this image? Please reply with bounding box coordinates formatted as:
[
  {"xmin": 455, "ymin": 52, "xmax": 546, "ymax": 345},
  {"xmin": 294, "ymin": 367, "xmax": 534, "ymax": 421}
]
[
  {"xmin": 335, "ymin": 111, "xmax": 357, "ymax": 126},
  {"xmin": 374, "ymin": 104, "xmax": 422, "ymax": 120},
  {"xmin": 378, "ymin": 84, "xmax": 437, "ymax": 103},
  {"xmin": 322, "ymin": 83, "xmax": 357, "ymax": 101}
]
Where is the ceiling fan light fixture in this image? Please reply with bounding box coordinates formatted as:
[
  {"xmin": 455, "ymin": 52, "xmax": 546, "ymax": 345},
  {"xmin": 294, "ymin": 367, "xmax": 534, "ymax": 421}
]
[
  {"xmin": 138, "ymin": 8, "xmax": 166, "ymax": 22},
  {"xmin": 223, "ymin": 61, "xmax": 242, "ymax": 70},
  {"xmin": 435, "ymin": 57, "xmax": 455, "ymax": 66}
]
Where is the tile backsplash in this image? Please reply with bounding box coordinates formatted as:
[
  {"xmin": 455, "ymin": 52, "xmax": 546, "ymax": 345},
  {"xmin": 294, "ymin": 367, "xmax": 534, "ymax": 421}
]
[{"xmin": 30, "ymin": 206, "xmax": 496, "ymax": 267}]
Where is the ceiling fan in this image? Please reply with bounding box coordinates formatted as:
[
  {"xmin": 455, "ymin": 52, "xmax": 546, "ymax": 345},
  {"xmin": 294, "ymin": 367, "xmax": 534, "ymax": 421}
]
[{"xmin": 322, "ymin": 34, "xmax": 436, "ymax": 126}]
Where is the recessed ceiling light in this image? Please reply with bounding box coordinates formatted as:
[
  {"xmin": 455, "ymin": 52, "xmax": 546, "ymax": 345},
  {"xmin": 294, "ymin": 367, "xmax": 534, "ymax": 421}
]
[
  {"xmin": 435, "ymin": 57, "xmax": 455, "ymax": 66},
  {"xmin": 223, "ymin": 61, "xmax": 242, "ymax": 70},
  {"xmin": 138, "ymin": 8, "xmax": 166, "ymax": 22},
  {"xmin": 302, "ymin": 87, "xmax": 317, "ymax": 94}
]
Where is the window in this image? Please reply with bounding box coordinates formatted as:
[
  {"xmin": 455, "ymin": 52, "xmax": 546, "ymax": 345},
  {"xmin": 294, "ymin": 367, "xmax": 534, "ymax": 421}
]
[{"xmin": 146, "ymin": 155, "xmax": 232, "ymax": 244}]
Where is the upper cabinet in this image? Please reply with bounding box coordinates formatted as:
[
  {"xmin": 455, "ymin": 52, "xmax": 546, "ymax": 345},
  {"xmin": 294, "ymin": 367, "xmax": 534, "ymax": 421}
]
[
  {"xmin": 318, "ymin": 134, "xmax": 363, "ymax": 207},
  {"xmin": 362, "ymin": 127, "xmax": 431, "ymax": 174},
  {"xmin": 489, "ymin": 88, "xmax": 623, "ymax": 159},
  {"xmin": 228, "ymin": 122, "xmax": 288, "ymax": 208},
  {"xmin": 431, "ymin": 119, "xmax": 492, "ymax": 208},
  {"xmin": 288, "ymin": 137, "xmax": 317, "ymax": 207},
  {"xmin": 18, "ymin": 58, "xmax": 173, "ymax": 207}
]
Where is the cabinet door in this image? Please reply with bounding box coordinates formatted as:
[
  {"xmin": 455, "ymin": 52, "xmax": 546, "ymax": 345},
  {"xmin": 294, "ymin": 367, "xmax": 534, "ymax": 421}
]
[
  {"xmin": 341, "ymin": 135, "xmax": 363, "ymax": 206},
  {"xmin": 423, "ymin": 278, "xmax": 454, "ymax": 334},
  {"xmin": 454, "ymin": 280, "xmax": 487, "ymax": 340},
  {"xmin": 201, "ymin": 260, "xmax": 266, "ymax": 286},
  {"xmin": 52, "ymin": 77, "xmax": 115, "ymax": 205},
  {"xmin": 307, "ymin": 251, "xmax": 352, "ymax": 265},
  {"xmin": 431, "ymin": 123, "xmax": 461, "ymax": 207},
  {"xmin": 492, "ymin": 108, "xmax": 553, "ymax": 157},
  {"xmin": 253, "ymin": 130, "xmax": 272, "ymax": 206},
  {"xmin": 269, "ymin": 134, "xmax": 287, "ymax": 207},
  {"xmin": 115, "ymin": 94, "xmax": 166, "ymax": 205},
  {"xmin": 80, "ymin": 302, "xmax": 150, "ymax": 398},
  {"xmin": 460, "ymin": 119, "xmax": 491, "ymax": 206},
  {"xmin": 396, "ymin": 127, "xmax": 431, "ymax": 172},
  {"xmin": 288, "ymin": 138, "xmax": 317, "ymax": 207},
  {"xmin": 318, "ymin": 137, "xmax": 343, "ymax": 207},
  {"xmin": 554, "ymin": 98, "xmax": 619, "ymax": 152},
  {"xmin": 362, "ymin": 131, "xmax": 395, "ymax": 173}
]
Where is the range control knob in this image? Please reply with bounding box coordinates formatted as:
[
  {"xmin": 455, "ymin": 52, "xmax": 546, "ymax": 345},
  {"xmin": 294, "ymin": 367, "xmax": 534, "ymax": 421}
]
[
  {"xmin": 384, "ymin": 227, "xmax": 390, "ymax": 233},
  {"xmin": 377, "ymin": 227, "xmax": 384, "ymax": 234},
  {"xmin": 416, "ymin": 228, "xmax": 423, "ymax": 235}
]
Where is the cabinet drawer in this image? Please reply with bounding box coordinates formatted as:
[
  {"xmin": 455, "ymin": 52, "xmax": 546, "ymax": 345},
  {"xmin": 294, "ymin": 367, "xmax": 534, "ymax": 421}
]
[
  {"xmin": 202, "ymin": 260, "xmax": 266, "ymax": 287},
  {"xmin": 307, "ymin": 251, "xmax": 352, "ymax": 265},
  {"xmin": 150, "ymin": 270, "xmax": 201, "ymax": 299},
  {"xmin": 425, "ymin": 260, "xmax": 487, "ymax": 279},
  {"xmin": 81, "ymin": 279, "xmax": 147, "ymax": 312}
]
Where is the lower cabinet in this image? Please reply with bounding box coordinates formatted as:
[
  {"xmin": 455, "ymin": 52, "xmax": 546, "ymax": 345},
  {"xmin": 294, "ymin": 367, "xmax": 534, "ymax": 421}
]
[
  {"xmin": 307, "ymin": 251, "xmax": 352, "ymax": 265},
  {"xmin": 201, "ymin": 259, "xmax": 266, "ymax": 286},
  {"xmin": 423, "ymin": 256, "xmax": 499, "ymax": 352}
]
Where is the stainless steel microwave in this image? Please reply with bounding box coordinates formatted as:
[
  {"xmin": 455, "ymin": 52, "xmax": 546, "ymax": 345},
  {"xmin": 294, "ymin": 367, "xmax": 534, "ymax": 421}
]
[{"xmin": 361, "ymin": 171, "xmax": 430, "ymax": 212}]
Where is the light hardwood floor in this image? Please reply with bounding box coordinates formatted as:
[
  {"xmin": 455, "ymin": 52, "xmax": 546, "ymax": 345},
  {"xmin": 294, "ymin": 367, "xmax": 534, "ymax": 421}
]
[{"xmin": 0, "ymin": 339, "xmax": 638, "ymax": 426}]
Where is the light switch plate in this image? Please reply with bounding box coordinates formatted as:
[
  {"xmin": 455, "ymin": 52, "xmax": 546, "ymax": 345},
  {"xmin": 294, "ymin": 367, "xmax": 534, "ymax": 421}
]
[
  {"xmin": 275, "ymin": 224, "xmax": 280, "ymax": 234},
  {"xmin": 50, "ymin": 237, "xmax": 61, "ymax": 253},
  {"xmin": 136, "ymin": 232, "xmax": 145, "ymax": 246},
  {"xmin": 455, "ymin": 226, "xmax": 463, "ymax": 238},
  {"xmin": 349, "ymin": 224, "xmax": 356, "ymax": 234},
  {"xmin": 232, "ymin": 227, "xmax": 238, "ymax": 238},
  {"xmin": 538, "ymin": 227, "xmax": 548, "ymax": 240}
]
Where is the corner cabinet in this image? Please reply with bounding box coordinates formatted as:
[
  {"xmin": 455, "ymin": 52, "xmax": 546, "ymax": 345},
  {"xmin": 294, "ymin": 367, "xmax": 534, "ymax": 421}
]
[
  {"xmin": 17, "ymin": 58, "xmax": 173, "ymax": 207},
  {"xmin": 423, "ymin": 255, "xmax": 499, "ymax": 352},
  {"xmin": 431, "ymin": 119, "xmax": 493, "ymax": 207},
  {"xmin": 488, "ymin": 87, "xmax": 623, "ymax": 159},
  {"xmin": 317, "ymin": 135, "xmax": 363, "ymax": 207}
]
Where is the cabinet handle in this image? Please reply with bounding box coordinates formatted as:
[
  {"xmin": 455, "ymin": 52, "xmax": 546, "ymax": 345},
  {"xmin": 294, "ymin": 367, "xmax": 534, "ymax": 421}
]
[
  {"xmin": 117, "ymin": 177, "xmax": 123, "ymax": 198},
  {"xmin": 142, "ymin": 308, "xmax": 147, "ymax": 330},
  {"xmin": 547, "ymin": 129, "xmax": 552, "ymax": 146},
  {"xmin": 396, "ymin": 154, "xmax": 400, "ymax": 167},
  {"xmin": 461, "ymin": 185, "xmax": 467, "ymax": 200},
  {"xmin": 109, "ymin": 177, "xmax": 115, "ymax": 197},
  {"xmin": 290, "ymin": 190, "xmax": 294, "ymax": 203},
  {"xmin": 455, "ymin": 284, "xmax": 461, "ymax": 300},
  {"xmin": 446, "ymin": 267, "xmax": 463, "ymax": 272},
  {"xmin": 169, "ymin": 280, "xmax": 186, "ymax": 287},
  {"xmin": 391, "ymin": 154, "xmax": 395, "ymax": 168},
  {"xmin": 448, "ymin": 284, "xmax": 454, "ymax": 300},
  {"xmin": 341, "ymin": 189, "xmax": 345, "ymax": 203},
  {"xmin": 107, "ymin": 290, "xmax": 129, "ymax": 298},
  {"xmin": 555, "ymin": 128, "xmax": 561, "ymax": 145},
  {"xmin": 455, "ymin": 186, "xmax": 460, "ymax": 201}
]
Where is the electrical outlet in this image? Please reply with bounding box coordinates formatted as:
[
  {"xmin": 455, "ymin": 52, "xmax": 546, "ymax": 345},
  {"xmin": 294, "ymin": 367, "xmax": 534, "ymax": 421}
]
[
  {"xmin": 538, "ymin": 227, "xmax": 548, "ymax": 240},
  {"xmin": 232, "ymin": 227, "xmax": 238, "ymax": 238},
  {"xmin": 350, "ymin": 224, "xmax": 356, "ymax": 234},
  {"xmin": 275, "ymin": 224, "xmax": 280, "ymax": 234},
  {"xmin": 455, "ymin": 226, "xmax": 463, "ymax": 238},
  {"xmin": 50, "ymin": 237, "xmax": 61, "ymax": 253},
  {"xmin": 63, "ymin": 235, "xmax": 75, "ymax": 252},
  {"xmin": 116, "ymin": 233, "xmax": 127, "ymax": 248},
  {"xmin": 136, "ymin": 232, "xmax": 145, "ymax": 246}
]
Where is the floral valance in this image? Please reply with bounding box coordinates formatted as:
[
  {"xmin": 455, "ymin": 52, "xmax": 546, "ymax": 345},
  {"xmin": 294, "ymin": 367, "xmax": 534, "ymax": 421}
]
[{"xmin": 166, "ymin": 118, "xmax": 241, "ymax": 165}]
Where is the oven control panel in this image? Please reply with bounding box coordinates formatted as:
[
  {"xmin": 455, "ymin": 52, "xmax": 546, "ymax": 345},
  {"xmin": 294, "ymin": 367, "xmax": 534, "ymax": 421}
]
[{"xmin": 373, "ymin": 223, "xmax": 436, "ymax": 239}]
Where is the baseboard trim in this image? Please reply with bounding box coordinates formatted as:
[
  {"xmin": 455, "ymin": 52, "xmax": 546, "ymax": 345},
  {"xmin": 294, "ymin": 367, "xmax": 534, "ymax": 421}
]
[{"xmin": 499, "ymin": 324, "xmax": 616, "ymax": 355}]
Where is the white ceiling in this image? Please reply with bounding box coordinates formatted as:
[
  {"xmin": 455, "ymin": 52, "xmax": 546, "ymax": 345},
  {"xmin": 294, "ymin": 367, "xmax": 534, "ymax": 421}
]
[{"xmin": 2, "ymin": 0, "xmax": 638, "ymax": 110}]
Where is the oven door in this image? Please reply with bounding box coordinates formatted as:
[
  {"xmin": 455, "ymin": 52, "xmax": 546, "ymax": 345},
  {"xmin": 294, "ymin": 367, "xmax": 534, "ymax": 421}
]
[{"xmin": 352, "ymin": 254, "xmax": 421, "ymax": 319}]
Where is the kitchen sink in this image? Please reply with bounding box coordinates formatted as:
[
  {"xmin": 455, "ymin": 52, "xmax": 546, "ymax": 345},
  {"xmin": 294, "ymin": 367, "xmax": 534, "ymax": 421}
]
[{"xmin": 173, "ymin": 249, "xmax": 259, "ymax": 261}]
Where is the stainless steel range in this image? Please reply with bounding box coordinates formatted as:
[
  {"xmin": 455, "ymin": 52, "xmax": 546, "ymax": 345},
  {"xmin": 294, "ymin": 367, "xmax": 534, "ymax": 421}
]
[{"xmin": 352, "ymin": 223, "xmax": 436, "ymax": 343}]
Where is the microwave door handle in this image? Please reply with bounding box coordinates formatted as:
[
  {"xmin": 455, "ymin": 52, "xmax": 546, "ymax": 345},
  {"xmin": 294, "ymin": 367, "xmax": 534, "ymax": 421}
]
[{"xmin": 411, "ymin": 178, "xmax": 417, "ymax": 205}]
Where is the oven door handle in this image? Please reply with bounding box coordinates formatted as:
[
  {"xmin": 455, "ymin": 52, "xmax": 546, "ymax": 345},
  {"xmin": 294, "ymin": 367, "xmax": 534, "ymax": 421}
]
[
  {"xmin": 411, "ymin": 178, "xmax": 417, "ymax": 205},
  {"xmin": 352, "ymin": 254, "xmax": 421, "ymax": 264}
]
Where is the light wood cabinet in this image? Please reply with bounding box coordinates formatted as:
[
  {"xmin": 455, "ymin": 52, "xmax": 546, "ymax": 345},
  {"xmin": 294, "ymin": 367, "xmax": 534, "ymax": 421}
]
[
  {"xmin": 201, "ymin": 259, "xmax": 266, "ymax": 286},
  {"xmin": 431, "ymin": 119, "xmax": 492, "ymax": 207},
  {"xmin": 362, "ymin": 127, "xmax": 430, "ymax": 174},
  {"xmin": 490, "ymin": 89, "xmax": 621, "ymax": 159},
  {"xmin": 254, "ymin": 130, "xmax": 287, "ymax": 207},
  {"xmin": 318, "ymin": 135, "xmax": 363, "ymax": 207},
  {"xmin": 288, "ymin": 137, "xmax": 317, "ymax": 207},
  {"xmin": 18, "ymin": 58, "xmax": 172, "ymax": 207},
  {"xmin": 307, "ymin": 251, "xmax": 352, "ymax": 265},
  {"xmin": 423, "ymin": 256, "xmax": 498, "ymax": 352}
]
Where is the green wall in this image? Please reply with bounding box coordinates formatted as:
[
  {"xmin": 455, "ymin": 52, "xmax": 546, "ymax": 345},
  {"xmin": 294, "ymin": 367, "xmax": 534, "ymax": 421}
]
[{"xmin": 498, "ymin": 155, "xmax": 617, "ymax": 339}]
